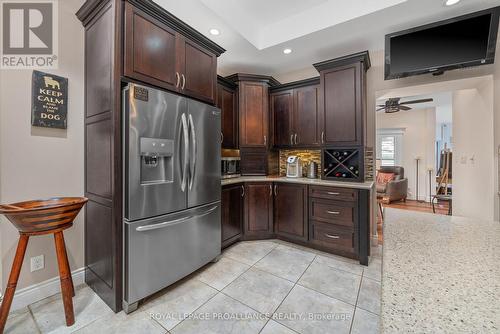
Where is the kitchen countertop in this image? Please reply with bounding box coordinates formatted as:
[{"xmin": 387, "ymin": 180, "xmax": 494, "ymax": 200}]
[
  {"xmin": 221, "ymin": 175, "xmax": 374, "ymax": 190},
  {"xmin": 382, "ymin": 208, "xmax": 500, "ymax": 333}
]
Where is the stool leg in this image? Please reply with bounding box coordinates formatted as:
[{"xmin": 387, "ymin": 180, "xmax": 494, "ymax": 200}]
[
  {"xmin": 59, "ymin": 233, "xmax": 75, "ymax": 297},
  {"xmin": 54, "ymin": 232, "xmax": 75, "ymax": 327},
  {"xmin": 0, "ymin": 235, "xmax": 29, "ymax": 334}
]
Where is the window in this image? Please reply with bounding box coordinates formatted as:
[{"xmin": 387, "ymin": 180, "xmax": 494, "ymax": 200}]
[{"xmin": 376, "ymin": 129, "xmax": 404, "ymax": 167}]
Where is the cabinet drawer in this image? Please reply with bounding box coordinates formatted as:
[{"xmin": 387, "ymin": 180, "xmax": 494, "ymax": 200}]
[
  {"xmin": 310, "ymin": 222, "xmax": 355, "ymax": 255},
  {"xmin": 310, "ymin": 198, "xmax": 354, "ymax": 227},
  {"xmin": 309, "ymin": 186, "xmax": 357, "ymax": 202}
]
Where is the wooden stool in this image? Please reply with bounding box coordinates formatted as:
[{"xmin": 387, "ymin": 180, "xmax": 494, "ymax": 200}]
[{"xmin": 0, "ymin": 197, "xmax": 87, "ymax": 333}]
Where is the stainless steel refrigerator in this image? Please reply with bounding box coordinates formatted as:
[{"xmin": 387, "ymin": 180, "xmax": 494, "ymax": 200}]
[{"xmin": 122, "ymin": 83, "xmax": 221, "ymax": 313}]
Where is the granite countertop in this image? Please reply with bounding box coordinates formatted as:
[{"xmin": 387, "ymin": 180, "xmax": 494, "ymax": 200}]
[
  {"xmin": 221, "ymin": 175, "xmax": 374, "ymax": 189},
  {"xmin": 382, "ymin": 208, "xmax": 500, "ymax": 333}
]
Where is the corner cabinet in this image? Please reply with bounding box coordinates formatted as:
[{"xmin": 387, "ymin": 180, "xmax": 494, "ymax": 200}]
[
  {"xmin": 77, "ymin": 0, "xmax": 224, "ymax": 312},
  {"xmin": 124, "ymin": 2, "xmax": 218, "ymax": 104},
  {"xmin": 313, "ymin": 52, "xmax": 370, "ymax": 146},
  {"xmin": 226, "ymin": 74, "xmax": 280, "ymax": 176}
]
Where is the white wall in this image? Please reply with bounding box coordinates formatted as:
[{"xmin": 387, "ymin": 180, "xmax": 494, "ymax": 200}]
[
  {"xmin": 377, "ymin": 108, "xmax": 436, "ymax": 201},
  {"xmin": 0, "ymin": 0, "xmax": 85, "ymax": 290},
  {"xmin": 452, "ymin": 83, "xmax": 495, "ymax": 221}
]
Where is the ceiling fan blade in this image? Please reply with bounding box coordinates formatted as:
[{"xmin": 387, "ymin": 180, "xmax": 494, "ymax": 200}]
[
  {"xmin": 376, "ymin": 107, "xmax": 386, "ymax": 112},
  {"xmin": 399, "ymin": 105, "xmax": 412, "ymax": 111},
  {"xmin": 399, "ymin": 98, "xmax": 434, "ymax": 105}
]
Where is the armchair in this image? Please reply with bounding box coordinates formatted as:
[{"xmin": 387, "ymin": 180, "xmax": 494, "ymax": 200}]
[{"xmin": 376, "ymin": 166, "xmax": 408, "ymax": 204}]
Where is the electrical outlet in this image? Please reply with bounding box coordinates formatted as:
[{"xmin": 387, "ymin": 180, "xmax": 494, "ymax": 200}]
[{"xmin": 30, "ymin": 255, "xmax": 44, "ymax": 272}]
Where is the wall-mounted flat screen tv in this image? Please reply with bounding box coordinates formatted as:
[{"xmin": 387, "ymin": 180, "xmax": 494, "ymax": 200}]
[{"xmin": 385, "ymin": 7, "xmax": 499, "ymax": 80}]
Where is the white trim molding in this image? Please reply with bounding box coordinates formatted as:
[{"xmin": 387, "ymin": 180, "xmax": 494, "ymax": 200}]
[{"xmin": 0, "ymin": 267, "xmax": 85, "ymax": 311}]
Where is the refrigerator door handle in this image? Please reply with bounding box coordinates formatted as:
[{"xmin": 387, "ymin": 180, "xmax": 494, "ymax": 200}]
[
  {"xmin": 188, "ymin": 114, "xmax": 197, "ymax": 190},
  {"xmin": 135, "ymin": 205, "xmax": 218, "ymax": 232},
  {"xmin": 180, "ymin": 113, "xmax": 189, "ymax": 192}
]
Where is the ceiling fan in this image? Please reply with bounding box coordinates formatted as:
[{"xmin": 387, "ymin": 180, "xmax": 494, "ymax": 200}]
[{"xmin": 377, "ymin": 97, "xmax": 433, "ymax": 113}]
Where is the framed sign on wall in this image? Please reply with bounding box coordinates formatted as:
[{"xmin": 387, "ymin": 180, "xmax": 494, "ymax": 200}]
[{"xmin": 31, "ymin": 70, "xmax": 68, "ymax": 129}]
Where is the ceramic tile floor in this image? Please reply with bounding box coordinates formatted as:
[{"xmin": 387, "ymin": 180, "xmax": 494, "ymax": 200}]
[{"xmin": 4, "ymin": 239, "xmax": 382, "ymax": 334}]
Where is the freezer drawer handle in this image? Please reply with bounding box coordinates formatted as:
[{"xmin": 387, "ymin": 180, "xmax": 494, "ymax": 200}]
[{"xmin": 135, "ymin": 205, "xmax": 218, "ymax": 232}]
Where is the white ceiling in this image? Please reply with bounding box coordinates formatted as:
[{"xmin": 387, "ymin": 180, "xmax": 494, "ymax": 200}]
[
  {"xmin": 200, "ymin": 0, "xmax": 406, "ymax": 50},
  {"xmin": 153, "ymin": 0, "xmax": 500, "ymax": 81}
]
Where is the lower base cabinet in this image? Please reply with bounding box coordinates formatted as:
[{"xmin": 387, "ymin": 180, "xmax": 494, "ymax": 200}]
[
  {"xmin": 221, "ymin": 184, "xmax": 244, "ymax": 248},
  {"xmin": 223, "ymin": 181, "xmax": 370, "ymax": 265},
  {"xmin": 274, "ymin": 183, "xmax": 308, "ymax": 242},
  {"xmin": 243, "ymin": 182, "xmax": 274, "ymax": 238}
]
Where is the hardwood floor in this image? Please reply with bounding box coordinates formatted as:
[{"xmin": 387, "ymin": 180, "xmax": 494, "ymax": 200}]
[{"xmin": 377, "ymin": 199, "xmax": 450, "ymax": 244}]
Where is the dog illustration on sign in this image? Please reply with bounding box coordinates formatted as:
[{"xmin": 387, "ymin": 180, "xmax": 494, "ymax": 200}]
[{"xmin": 43, "ymin": 76, "xmax": 60, "ymax": 90}]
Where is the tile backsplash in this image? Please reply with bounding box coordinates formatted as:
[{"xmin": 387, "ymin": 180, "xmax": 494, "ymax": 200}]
[{"xmin": 279, "ymin": 149, "xmax": 322, "ymax": 177}]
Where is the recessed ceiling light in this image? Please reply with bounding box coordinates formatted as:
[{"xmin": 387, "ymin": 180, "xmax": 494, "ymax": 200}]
[
  {"xmin": 283, "ymin": 48, "xmax": 292, "ymax": 54},
  {"xmin": 209, "ymin": 28, "xmax": 220, "ymax": 36},
  {"xmin": 445, "ymin": 0, "xmax": 460, "ymax": 6}
]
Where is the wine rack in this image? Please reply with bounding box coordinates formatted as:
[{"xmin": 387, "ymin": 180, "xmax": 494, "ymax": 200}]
[{"xmin": 322, "ymin": 147, "xmax": 364, "ymax": 182}]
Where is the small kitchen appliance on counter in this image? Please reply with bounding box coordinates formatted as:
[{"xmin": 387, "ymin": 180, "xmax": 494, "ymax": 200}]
[
  {"xmin": 221, "ymin": 157, "xmax": 241, "ymax": 179},
  {"xmin": 286, "ymin": 156, "xmax": 303, "ymax": 178},
  {"xmin": 307, "ymin": 161, "xmax": 318, "ymax": 179}
]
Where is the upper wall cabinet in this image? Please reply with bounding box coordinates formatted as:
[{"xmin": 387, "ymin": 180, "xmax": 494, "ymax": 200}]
[
  {"xmin": 227, "ymin": 74, "xmax": 279, "ymax": 149},
  {"xmin": 314, "ymin": 51, "xmax": 370, "ymax": 147},
  {"xmin": 217, "ymin": 76, "xmax": 238, "ymax": 149},
  {"xmin": 124, "ymin": 2, "xmax": 222, "ymax": 104},
  {"xmin": 271, "ymin": 78, "xmax": 320, "ymax": 148}
]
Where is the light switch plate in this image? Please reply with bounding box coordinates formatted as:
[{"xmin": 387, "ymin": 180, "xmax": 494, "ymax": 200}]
[{"xmin": 30, "ymin": 255, "xmax": 44, "ymax": 272}]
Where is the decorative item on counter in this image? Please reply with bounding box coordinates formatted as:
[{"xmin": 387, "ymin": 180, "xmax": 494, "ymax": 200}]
[{"xmin": 31, "ymin": 70, "xmax": 68, "ymax": 129}]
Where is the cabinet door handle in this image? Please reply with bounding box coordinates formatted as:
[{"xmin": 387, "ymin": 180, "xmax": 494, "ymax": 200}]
[
  {"xmin": 264, "ymin": 135, "xmax": 267, "ymax": 146},
  {"xmin": 321, "ymin": 131, "xmax": 325, "ymax": 144},
  {"xmin": 269, "ymin": 184, "xmax": 272, "ymax": 196},
  {"xmin": 221, "ymin": 132, "xmax": 224, "ymax": 144},
  {"xmin": 274, "ymin": 184, "xmax": 278, "ymax": 196},
  {"xmin": 294, "ymin": 133, "xmax": 298, "ymax": 145},
  {"xmin": 327, "ymin": 192, "xmax": 340, "ymax": 195},
  {"xmin": 241, "ymin": 185, "xmax": 245, "ymax": 197},
  {"xmin": 327, "ymin": 210, "xmax": 340, "ymax": 215},
  {"xmin": 324, "ymin": 233, "xmax": 340, "ymax": 239},
  {"xmin": 175, "ymin": 72, "xmax": 180, "ymax": 88},
  {"xmin": 181, "ymin": 74, "xmax": 186, "ymax": 90},
  {"xmin": 290, "ymin": 134, "xmax": 294, "ymax": 146}
]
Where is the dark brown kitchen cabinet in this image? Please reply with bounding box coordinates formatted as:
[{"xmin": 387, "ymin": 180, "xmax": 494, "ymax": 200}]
[
  {"xmin": 222, "ymin": 184, "xmax": 244, "ymax": 248},
  {"xmin": 77, "ymin": 0, "xmax": 224, "ymax": 312},
  {"xmin": 124, "ymin": 2, "xmax": 217, "ymax": 104},
  {"xmin": 270, "ymin": 78, "xmax": 320, "ymax": 148},
  {"xmin": 271, "ymin": 90, "xmax": 293, "ymax": 147},
  {"xmin": 217, "ymin": 76, "xmax": 238, "ymax": 149},
  {"xmin": 124, "ymin": 2, "xmax": 178, "ymax": 92},
  {"xmin": 294, "ymin": 85, "xmax": 320, "ymax": 147},
  {"xmin": 238, "ymin": 81, "xmax": 270, "ymax": 148},
  {"xmin": 313, "ymin": 51, "xmax": 370, "ymax": 146},
  {"xmin": 274, "ymin": 183, "xmax": 308, "ymax": 242},
  {"xmin": 244, "ymin": 183, "xmax": 274, "ymax": 239},
  {"xmin": 177, "ymin": 36, "xmax": 217, "ymax": 104}
]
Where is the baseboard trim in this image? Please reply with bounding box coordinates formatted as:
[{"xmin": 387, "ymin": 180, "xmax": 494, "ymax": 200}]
[{"xmin": 1, "ymin": 267, "xmax": 85, "ymax": 311}]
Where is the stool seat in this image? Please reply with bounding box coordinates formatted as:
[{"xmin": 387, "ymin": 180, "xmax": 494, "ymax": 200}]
[
  {"xmin": 0, "ymin": 197, "xmax": 87, "ymax": 234},
  {"xmin": 0, "ymin": 197, "xmax": 87, "ymax": 333}
]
